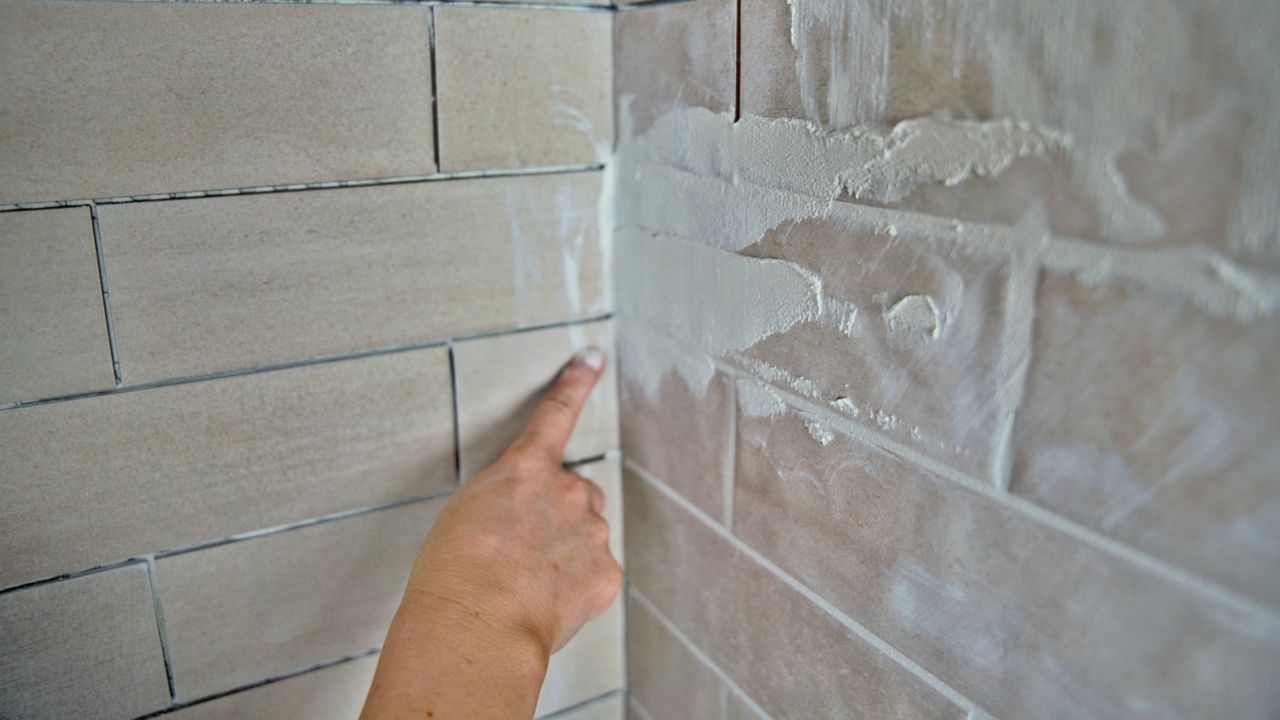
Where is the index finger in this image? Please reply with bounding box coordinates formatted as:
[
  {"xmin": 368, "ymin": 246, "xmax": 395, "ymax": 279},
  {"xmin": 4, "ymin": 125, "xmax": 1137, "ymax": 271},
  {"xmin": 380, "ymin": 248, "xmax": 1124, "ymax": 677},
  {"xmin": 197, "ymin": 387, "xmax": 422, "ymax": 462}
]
[{"xmin": 508, "ymin": 346, "xmax": 607, "ymax": 461}]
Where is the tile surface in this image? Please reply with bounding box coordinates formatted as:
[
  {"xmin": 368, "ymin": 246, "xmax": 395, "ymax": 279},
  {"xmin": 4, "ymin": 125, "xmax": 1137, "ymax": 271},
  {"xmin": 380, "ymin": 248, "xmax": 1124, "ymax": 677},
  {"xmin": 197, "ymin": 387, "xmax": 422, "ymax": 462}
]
[
  {"xmin": 619, "ymin": 323, "xmax": 733, "ymax": 521},
  {"xmin": 1012, "ymin": 273, "xmax": 1280, "ymax": 609},
  {"xmin": 167, "ymin": 656, "xmax": 378, "ymax": 720},
  {"xmin": 0, "ymin": 565, "xmax": 170, "ymax": 719},
  {"xmin": 627, "ymin": 593, "xmax": 722, "ymax": 720},
  {"xmin": 537, "ymin": 459, "xmax": 626, "ymax": 717},
  {"xmin": 0, "ymin": 207, "xmax": 113, "ymax": 403},
  {"xmin": 0, "ymin": 347, "xmax": 454, "ymax": 589},
  {"xmin": 435, "ymin": 7, "xmax": 611, "ymax": 171},
  {"xmin": 101, "ymin": 173, "xmax": 605, "ymax": 382},
  {"xmin": 454, "ymin": 321, "xmax": 618, "ymax": 477},
  {"xmin": 625, "ymin": 466, "xmax": 964, "ymax": 720},
  {"xmin": 734, "ymin": 384, "xmax": 1280, "ymax": 719},
  {"xmin": 548, "ymin": 692, "xmax": 624, "ymax": 720},
  {"xmin": 156, "ymin": 499, "xmax": 444, "ymax": 700},
  {"xmin": 0, "ymin": 2, "xmax": 435, "ymax": 204},
  {"xmin": 615, "ymin": 0, "xmax": 737, "ymax": 136}
]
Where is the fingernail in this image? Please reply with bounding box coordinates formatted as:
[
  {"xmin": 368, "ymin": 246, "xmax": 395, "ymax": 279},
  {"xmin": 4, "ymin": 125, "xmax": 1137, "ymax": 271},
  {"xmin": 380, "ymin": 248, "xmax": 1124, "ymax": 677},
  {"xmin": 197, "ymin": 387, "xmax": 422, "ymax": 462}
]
[{"xmin": 576, "ymin": 346, "xmax": 606, "ymax": 371}]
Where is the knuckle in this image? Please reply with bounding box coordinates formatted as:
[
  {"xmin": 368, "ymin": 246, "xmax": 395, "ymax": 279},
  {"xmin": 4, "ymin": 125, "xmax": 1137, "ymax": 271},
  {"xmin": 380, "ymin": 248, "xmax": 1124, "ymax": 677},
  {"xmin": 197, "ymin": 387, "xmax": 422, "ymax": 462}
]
[
  {"xmin": 589, "ymin": 516, "xmax": 611, "ymax": 545},
  {"xmin": 562, "ymin": 477, "xmax": 591, "ymax": 507},
  {"xmin": 541, "ymin": 391, "xmax": 577, "ymax": 418}
]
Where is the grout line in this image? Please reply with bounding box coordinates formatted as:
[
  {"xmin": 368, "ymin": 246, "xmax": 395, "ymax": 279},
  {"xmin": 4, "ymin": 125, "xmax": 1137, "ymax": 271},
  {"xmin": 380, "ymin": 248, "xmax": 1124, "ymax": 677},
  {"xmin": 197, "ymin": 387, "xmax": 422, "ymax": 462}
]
[
  {"xmin": 0, "ymin": 558, "xmax": 147, "ymax": 597},
  {"xmin": 428, "ymin": 6, "xmax": 444, "ymax": 172},
  {"xmin": 614, "ymin": 0, "xmax": 701, "ymax": 9},
  {"xmin": 60, "ymin": 0, "xmax": 615, "ymax": 11},
  {"xmin": 0, "ymin": 163, "xmax": 605, "ymax": 213},
  {"xmin": 628, "ymin": 697, "xmax": 658, "ymax": 720},
  {"xmin": 88, "ymin": 203, "xmax": 123, "ymax": 386},
  {"xmin": 144, "ymin": 556, "xmax": 178, "ymax": 702},
  {"xmin": 714, "ymin": 365, "xmax": 1280, "ymax": 633},
  {"xmin": 447, "ymin": 341, "xmax": 464, "ymax": 483},
  {"xmin": 628, "ymin": 587, "xmax": 775, "ymax": 720},
  {"xmin": 538, "ymin": 689, "xmax": 626, "ymax": 719},
  {"xmin": 564, "ymin": 453, "xmax": 609, "ymax": 469},
  {"xmin": 628, "ymin": 459, "xmax": 983, "ymax": 715},
  {"xmin": 733, "ymin": 0, "xmax": 743, "ymax": 122},
  {"xmin": 0, "ymin": 313, "xmax": 613, "ymax": 414},
  {"xmin": 133, "ymin": 647, "xmax": 381, "ymax": 719}
]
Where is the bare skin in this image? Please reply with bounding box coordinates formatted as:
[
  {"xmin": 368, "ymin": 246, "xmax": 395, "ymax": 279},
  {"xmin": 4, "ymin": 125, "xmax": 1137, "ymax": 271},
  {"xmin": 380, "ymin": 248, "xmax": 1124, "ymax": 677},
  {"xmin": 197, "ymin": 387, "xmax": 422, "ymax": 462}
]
[{"xmin": 360, "ymin": 347, "xmax": 622, "ymax": 720}]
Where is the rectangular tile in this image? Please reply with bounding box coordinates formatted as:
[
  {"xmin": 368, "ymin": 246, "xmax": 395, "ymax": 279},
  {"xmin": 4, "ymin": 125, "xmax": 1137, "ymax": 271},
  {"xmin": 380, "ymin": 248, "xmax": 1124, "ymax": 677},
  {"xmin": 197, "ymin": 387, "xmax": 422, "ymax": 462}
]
[
  {"xmin": 435, "ymin": 7, "xmax": 611, "ymax": 171},
  {"xmin": 735, "ymin": 214, "xmax": 1016, "ymax": 481},
  {"xmin": 733, "ymin": 380, "xmax": 1280, "ymax": 719},
  {"xmin": 454, "ymin": 321, "xmax": 618, "ymax": 478},
  {"xmin": 100, "ymin": 173, "xmax": 605, "ymax": 382},
  {"xmin": 627, "ymin": 592, "xmax": 722, "ymax": 720},
  {"xmin": 0, "ymin": 347, "xmax": 454, "ymax": 590},
  {"xmin": 0, "ymin": 207, "xmax": 113, "ymax": 403},
  {"xmin": 0, "ymin": 2, "xmax": 434, "ymax": 204},
  {"xmin": 619, "ymin": 322, "xmax": 733, "ymax": 521},
  {"xmin": 156, "ymin": 499, "xmax": 444, "ymax": 700},
  {"xmin": 1012, "ymin": 272, "xmax": 1280, "ymax": 609},
  {"xmin": 537, "ymin": 459, "xmax": 626, "ymax": 717},
  {"xmin": 168, "ymin": 656, "xmax": 378, "ymax": 720},
  {"xmin": 625, "ymin": 465, "xmax": 964, "ymax": 720},
  {"xmin": 614, "ymin": 0, "xmax": 737, "ymax": 136},
  {"xmin": 0, "ymin": 565, "xmax": 170, "ymax": 719}
]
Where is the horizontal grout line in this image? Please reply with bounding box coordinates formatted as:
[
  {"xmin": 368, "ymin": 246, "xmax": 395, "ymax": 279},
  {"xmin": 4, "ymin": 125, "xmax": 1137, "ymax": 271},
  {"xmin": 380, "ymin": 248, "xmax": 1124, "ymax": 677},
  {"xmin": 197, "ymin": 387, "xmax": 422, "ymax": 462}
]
[
  {"xmin": 564, "ymin": 452, "xmax": 610, "ymax": 469},
  {"xmin": 0, "ymin": 163, "xmax": 605, "ymax": 213},
  {"xmin": 23, "ymin": 0, "xmax": 615, "ymax": 11},
  {"xmin": 614, "ymin": 0, "xmax": 698, "ymax": 9},
  {"xmin": 627, "ymin": 458, "xmax": 984, "ymax": 714},
  {"xmin": 539, "ymin": 689, "xmax": 627, "ymax": 719},
  {"xmin": 0, "ymin": 558, "xmax": 148, "ymax": 597},
  {"xmin": 628, "ymin": 586, "xmax": 774, "ymax": 720},
  {"xmin": 134, "ymin": 647, "xmax": 381, "ymax": 719},
  {"xmin": 711, "ymin": 363, "xmax": 1280, "ymax": 634},
  {"xmin": 0, "ymin": 313, "xmax": 614, "ymax": 413}
]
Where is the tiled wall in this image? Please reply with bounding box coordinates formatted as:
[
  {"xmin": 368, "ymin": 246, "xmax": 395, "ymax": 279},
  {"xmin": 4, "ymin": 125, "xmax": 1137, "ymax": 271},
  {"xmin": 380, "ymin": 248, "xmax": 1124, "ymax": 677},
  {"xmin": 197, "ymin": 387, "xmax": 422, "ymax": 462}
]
[
  {"xmin": 0, "ymin": 1, "xmax": 621, "ymax": 718},
  {"xmin": 616, "ymin": 0, "xmax": 1280, "ymax": 718}
]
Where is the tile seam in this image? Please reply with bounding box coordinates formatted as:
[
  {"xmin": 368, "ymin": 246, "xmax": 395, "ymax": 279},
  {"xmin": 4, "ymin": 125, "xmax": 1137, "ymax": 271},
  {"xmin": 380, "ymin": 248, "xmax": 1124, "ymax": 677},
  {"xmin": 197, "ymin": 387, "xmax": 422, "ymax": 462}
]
[
  {"xmin": 447, "ymin": 341, "xmax": 464, "ymax": 483},
  {"xmin": 143, "ymin": 556, "xmax": 179, "ymax": 703},
  {"xmin": 428, "ymin": 6, "xmax": 444, "ymax": 172},
  {"xmin": 42, "ymin": 0, "xmax": 614, "ymax": 11},
  {"xmin": 627, "ymin": 696, "xmax": 659, "ymax": 720},
  {"xmin": 0, "ymin": 163, "xmax": 606, "ymax": 213},
  {"xmin": 88, "ymin": 203, "xmax": 123, "ymax": 386},
  {"xmin": 537, "ymin": 688, "xmax": 627, "ymax": 719},
  {"xmin": 0, "ymin": 312, "xmax": 613, "ymax": 413},
  {"xmin": 628, "ymin": 458, "xmax": 986, "ymax": 715}
]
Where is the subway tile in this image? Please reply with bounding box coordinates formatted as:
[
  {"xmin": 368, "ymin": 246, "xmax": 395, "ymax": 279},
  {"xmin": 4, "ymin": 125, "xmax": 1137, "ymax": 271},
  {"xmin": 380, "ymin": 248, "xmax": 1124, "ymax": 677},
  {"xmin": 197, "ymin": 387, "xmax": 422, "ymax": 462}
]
[
  {"xmin": 614, "ymin": 0, "xmax": 737, "ymax": 136},
  {"xmin": 627, "ymin": 593, "xmax": 722, "ymax": 720},
  {"xmin": 167, "ymin": 656, "xmax": 378, "ymax": 720},
  {"xmin": 625, "ymin": 466, "xmax": 964, "ymax": 720},
  {"xmin": 737, "ymin": 214, "xmax": 1016, "ymax": 481},
  {"xmin": 0, "ymin": 2, "xmax": 434, "ymax": 205},
  {"xmin": 619, "ymin": 323, "xmax": 733, "ymax": 521},
  {"xmin": 155, "ymin": 499, "xmax": 443, "ymax": 700},
  {"xmin": 435, "ymin": 7, "xmax": 611, "ymax": 172},
  {"xmin": 100, "ymin": 173, "xmax": 605, "ymax": 382},
  {"xmin": 0, "ymin": 347, "xmax": 453, "ymax": 590},
  {"xmin": 550, "ymin": 692, "xmax": 624, "ymax": 720},
  {"xmin": 0, "ymin": 207, "xmax": 113, "ymax": 403},
  {"xmin": 454, "ymin": 321, "xmax": 618, "ymax": 478},
  {"xmin": 537, "ymin": 459, "xmax": 626, "ymax": 717},
  {"xmin": 733, "ymin": 384, "xmax": 1280, "ymax": 719},
  {"xmin": 0, "ymin": 565, "xmax": 170, "ymax": 719},
  {"xmin": 1012, "ymin": 272, "xmax": 1280, "ymax": 609}
]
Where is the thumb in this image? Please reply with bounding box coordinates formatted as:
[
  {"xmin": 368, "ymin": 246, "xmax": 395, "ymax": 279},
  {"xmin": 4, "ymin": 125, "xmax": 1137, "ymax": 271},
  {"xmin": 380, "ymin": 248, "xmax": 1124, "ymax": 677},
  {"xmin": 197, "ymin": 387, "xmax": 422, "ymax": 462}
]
[{"xmin": 507, "ymin": 347, "xmax": 607, "ymax": 462}]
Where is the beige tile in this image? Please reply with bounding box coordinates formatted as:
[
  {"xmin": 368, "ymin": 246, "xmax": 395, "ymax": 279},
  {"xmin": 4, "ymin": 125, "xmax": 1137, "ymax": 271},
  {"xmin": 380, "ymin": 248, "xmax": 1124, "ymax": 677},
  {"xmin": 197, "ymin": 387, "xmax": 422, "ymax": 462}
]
[
  {"xmin": 0, "ymin": 347, "xmax": 453, "ymax": 590},
  {"xmin": 537, "ymin": 459, "xmax": 626, "ymax": 717},
  {"xmin": 627, "ymin": 593, "xmax": 722, "ymax": 720},
  {"xmin": 0, "ymin": 565, "xmax": 170, "ymax": 719},
  {"xmin": 454, "ymin": 321, "xmax": 618, "ymax": 477},
  {"xmin": 0, "ymin": 2, "xmax": 434, "ymax": 205},
  {"xmin": 734, "ymin": 384, "xmax": 1280, "ymax": 719},
  {"xmin": 615, "ymin": 0, "xmax": 737, "ymax": 136},
  {"xmin": 168, "ymin": 655, "xmax": 378, "ymax": 720},
  {"xmin": 156, "ymin": 499, "xmax": 444, "ymax": 700},
  {"xmin": 1012, "ymin": 273, "xmax": 1280, "ymax": 609},
  {"xmin": 549, "ymin": 692, "xmax": 624, "ymax": 720},
  {"xmin": 619, "ymin": 323, "xmax": 733, "ymax": 521},
  {"xmin": 0, "ymin": 207, "xmax": 113, "ymax": 403},
  {"xmin": 435, "ymin": 7, "xmax": 611, "ymax": 171},
  {"xmin": 625, "ymin": 466, "xmax": 964, "ymax": 720},
  {"xmin": 725, "ymin": 692, "xmax": 768, "ymax": 720},
  {"xmin": 738, "ymin": 215, "xmax": 1015, "ymax": 481},
  {"xmin": 100, "ymin": 173, "xmax": 605, "ymax": 382}
]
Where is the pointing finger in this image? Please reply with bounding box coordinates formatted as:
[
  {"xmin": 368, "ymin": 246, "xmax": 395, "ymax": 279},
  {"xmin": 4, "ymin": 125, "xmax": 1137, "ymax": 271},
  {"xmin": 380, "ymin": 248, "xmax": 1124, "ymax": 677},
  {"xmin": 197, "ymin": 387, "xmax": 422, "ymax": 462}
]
[{"xmin": 508, "ymin": 347, "xmax": 606, "ymax": 462}]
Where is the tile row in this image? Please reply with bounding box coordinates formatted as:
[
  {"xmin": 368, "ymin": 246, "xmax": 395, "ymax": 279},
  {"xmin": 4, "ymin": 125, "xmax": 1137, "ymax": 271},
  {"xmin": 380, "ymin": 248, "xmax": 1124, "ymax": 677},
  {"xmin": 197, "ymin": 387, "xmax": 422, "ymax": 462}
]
[
  {"xmin": 0, "ymin": 170, "xmax": 607, "ymax": 404},
  {"xmin": 1, "ymin": 319, "xmax": 617, "ymax": 591},
  {"xmin": 0, "ymin": 458, "xmax": 624, "ymax": 719},
  {"xmin": 0, "ymin": 2, "xmax": 611, "ymax": 206}
]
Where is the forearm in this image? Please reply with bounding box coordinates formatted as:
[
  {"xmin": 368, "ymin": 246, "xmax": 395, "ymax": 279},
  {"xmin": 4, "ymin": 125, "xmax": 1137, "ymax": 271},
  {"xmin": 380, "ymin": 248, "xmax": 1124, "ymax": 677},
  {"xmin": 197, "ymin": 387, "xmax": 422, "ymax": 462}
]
[{"xmin": 361, "ymin": 592, "xmax": 550, "ymax": 720}]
